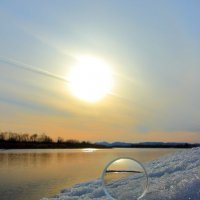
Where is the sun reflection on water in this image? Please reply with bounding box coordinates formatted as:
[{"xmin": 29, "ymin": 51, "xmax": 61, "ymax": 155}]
[{"xmin": 82, "ymin": 148, "xmax": 98, "ymax": 153}]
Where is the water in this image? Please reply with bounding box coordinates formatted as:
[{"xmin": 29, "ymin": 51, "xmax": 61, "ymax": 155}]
[{"xmin": 0, "ymin": 148, "xmax": 178, "ymax": 200}]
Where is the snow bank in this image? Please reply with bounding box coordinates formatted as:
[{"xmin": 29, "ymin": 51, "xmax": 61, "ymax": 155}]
[{"xmin": 41, "ymin": 148, "xmax": 200, "ymax": 200}]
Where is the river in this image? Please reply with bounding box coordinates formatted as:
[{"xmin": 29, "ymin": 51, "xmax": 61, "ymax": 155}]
[{"xmin": 0, "ymin": 148, "xmax": 179, "ymax": 200}]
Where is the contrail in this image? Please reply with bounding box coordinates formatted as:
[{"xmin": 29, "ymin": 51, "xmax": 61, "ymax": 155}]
[{"xmin": 0, "ymin": 56, "xmax": 70, "ymax": 83}]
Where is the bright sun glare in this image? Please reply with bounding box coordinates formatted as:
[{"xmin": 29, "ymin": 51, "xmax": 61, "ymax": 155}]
[{"xmin": 68, "ymin": 56, "xmax": 113, "ymax": 102}]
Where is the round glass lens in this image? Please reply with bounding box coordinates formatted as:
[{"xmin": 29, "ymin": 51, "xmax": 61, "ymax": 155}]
[{"xmin": 102, "ymin": 157, "xmax": 148, "ymax": 200}]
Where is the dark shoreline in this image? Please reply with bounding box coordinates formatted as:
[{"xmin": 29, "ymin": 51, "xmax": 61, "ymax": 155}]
[
  {"xmin": 0, "ymin": 142, "xmax": 110, "ymax": 149},
  {"xmin": 0, "ymin": 142, "xmax": 199, "ymax": 149}
]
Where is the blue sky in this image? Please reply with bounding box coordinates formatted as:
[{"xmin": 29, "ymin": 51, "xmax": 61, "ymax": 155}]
[{"xmin": 0, "ymin": 0, "xmax": 200, "ymax": 142}]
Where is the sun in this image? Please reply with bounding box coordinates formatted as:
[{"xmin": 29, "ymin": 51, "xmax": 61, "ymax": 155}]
[{"xmin": 68, "ymin": 56, "xmax": 113, "ymax": 102}]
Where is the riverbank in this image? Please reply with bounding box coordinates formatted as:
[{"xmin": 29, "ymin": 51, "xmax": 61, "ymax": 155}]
[
  {"xmin": 1, "ymin": 141, "xmax": 199, "ymax": 149},
  {"xmin": 0, "ymin": 141, "xmax": 109, "ymax": 149},
  {"xmin": 42, "ymin": 147, "xmax": 200, "ymax": 200}
]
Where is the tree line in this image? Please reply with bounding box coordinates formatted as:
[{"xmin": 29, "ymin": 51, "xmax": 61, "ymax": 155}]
[
  {"xmin": 0, "ymin": 131, "xmax": 106, "ymax": 149},
  {"xmin": 0, "ymin": 132, "xmax": 53, "ymax": 143}
]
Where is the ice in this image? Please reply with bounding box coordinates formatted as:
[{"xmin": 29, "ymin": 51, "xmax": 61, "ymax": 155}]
[{"xmin": 41, "ymin": 148, "xmax": 200, "ymax": 200}]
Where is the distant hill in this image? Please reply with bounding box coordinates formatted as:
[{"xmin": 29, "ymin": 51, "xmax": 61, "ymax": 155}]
[
  {"xmin": 95, "ymin": 141, "xmax": 132, "ymax": 147},
  {"xmin": 95, "ymin": 141, "xmax": 200, "ymax": 148}
]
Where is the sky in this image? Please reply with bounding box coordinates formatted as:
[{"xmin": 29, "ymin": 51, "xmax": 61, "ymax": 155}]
[{"xmin": 0, "ymin": 0, "xmax": 200, "ymax": 142}]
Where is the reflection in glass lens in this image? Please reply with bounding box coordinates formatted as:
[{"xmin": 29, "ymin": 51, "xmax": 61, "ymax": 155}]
[{"xmin": 102, "ymin": 158, "xmax": 148, "ymax": 200}]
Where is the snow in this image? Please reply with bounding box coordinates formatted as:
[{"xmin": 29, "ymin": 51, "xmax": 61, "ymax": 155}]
[{"xmin": 41, "ymin": 148, "xmax": 200, "ymax": 200}]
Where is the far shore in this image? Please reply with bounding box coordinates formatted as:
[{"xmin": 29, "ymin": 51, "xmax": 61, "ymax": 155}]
[
  {"xmin": 1, "ymin": 132, "xmax": 199, "ymax": 150},
  {"xmin": 0, "ymin": 142, "xmax": 110, "ymax": 149},
  {"xmin": 0, "ymin": 141, "xmax": 199, "ymax": 149}
]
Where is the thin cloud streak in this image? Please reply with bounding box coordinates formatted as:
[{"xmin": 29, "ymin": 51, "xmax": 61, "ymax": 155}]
[{"xmin": 0, "ymin": 56, "xmax": 69, "ymax": 83}]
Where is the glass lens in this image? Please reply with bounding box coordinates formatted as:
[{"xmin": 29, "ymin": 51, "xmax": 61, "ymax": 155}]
[{"xmin": 102, "ymin": 157, "xmax": 148, "ymax": 200}]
